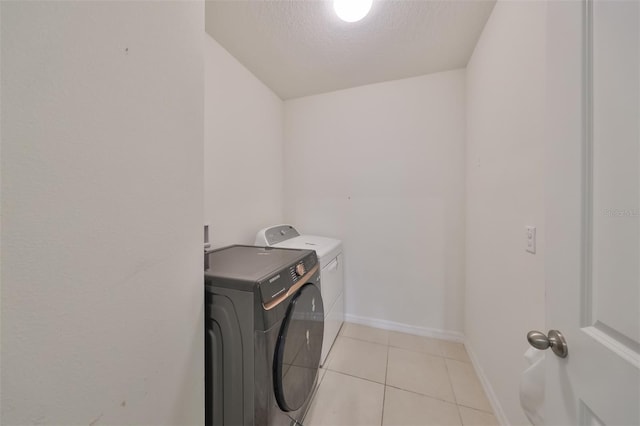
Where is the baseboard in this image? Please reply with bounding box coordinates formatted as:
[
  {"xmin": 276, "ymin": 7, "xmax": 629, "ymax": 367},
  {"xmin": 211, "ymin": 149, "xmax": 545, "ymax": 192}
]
[
  {"xmin": 465, "ymin": 341, "xmax": 510, "ymax": 426},
  {"xmin": 344, "ymin": 313, "xmax": 465, "ymax": 342}
]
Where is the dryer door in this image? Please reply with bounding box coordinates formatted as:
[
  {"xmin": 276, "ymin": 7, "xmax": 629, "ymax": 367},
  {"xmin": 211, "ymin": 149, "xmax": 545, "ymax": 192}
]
[{"xmin": 274, "ymin": 283, "xmax": 324, "ymax": 412}]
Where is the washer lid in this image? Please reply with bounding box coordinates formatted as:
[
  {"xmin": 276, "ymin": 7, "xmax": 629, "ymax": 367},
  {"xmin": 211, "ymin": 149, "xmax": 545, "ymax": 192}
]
[{"xmin": 273, "ymin": 235, "xmax": 342, "ymax": 268}]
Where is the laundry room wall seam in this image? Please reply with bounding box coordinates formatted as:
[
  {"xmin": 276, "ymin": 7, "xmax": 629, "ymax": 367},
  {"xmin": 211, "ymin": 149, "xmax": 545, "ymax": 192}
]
[
  {"xmin": 465, "ymin": 1, "xmax": 547, "ymax": 424},
  {"xmin": 204, "ymin": 34, "xmax": 285, "ymax": 247}
]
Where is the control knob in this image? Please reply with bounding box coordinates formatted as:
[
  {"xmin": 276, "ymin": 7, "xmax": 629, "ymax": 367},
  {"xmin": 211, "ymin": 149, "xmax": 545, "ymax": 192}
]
[{"xmin": 295, "ymin": 263, "xmax": 306, "ymax": 277}]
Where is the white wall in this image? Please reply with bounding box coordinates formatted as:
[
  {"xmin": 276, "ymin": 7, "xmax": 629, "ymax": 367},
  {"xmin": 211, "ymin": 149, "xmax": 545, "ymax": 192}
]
[
  {"xmin": 465, "ymin": 1, "xmax": 546, "ymax": 424},
  {"xmin": 204, "ymin": 35, "xmax": 284, "ymax": 248},
  {"xmin": 1, "ymin": 2, "xmax": 204, "ymax": 425},
  {"xmin": 284, "ymin": 70, "xmax": 466, "ymax": 337}
]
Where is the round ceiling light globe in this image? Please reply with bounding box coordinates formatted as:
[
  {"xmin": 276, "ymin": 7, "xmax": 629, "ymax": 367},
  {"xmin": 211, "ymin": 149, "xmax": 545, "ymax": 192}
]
[{"xmin": 333, "ymin": 0, "xmax": 373, "ymax": 23}]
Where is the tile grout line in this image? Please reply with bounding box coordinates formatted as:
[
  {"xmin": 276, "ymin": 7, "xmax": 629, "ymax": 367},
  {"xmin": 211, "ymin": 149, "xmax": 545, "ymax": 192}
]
[
  {"xmin": 445, "ymin": 357, "xmax": 496, "ymax": 415},
  {"xmin": 339, "ymin": 334, "xmax": 389, "ymax": 348},
  {"xmin": 384, "ymin": 383, "xmax": 457, "ymax": 406},
  {"xmin": 326, "ymin": 368, "xmax": 386, "ymax": 387},
  {"xmin": 390, "ymin": 344, "xmax": 470, "ymax": 363},
  {"xmin": 381, "ymin": 343, "xmax": 390, "ymax": 426},
  {"xmin": 344, "ymin": 323, "xmax": 473, "ymax": 359},
  {"xmin": 443, "ymin": 356, "xmax": 466, "ymax": 426},
  {"xmin": 457, "ymin": 403, "xmax": 496, "ymax": 415},
  {"xmin": 379, "ymin": 381, "xmax": 495, "ymax": 415},
  {"xmin": 329, "ymin": 325, "xmax": 492, "ymax": 425},
  {"xmin": 326, "ymin": 332, "xmax": 389, "ymax": 385},
  {"xmin": 326, "ymin": 347, "xmax": 482, "ymax": 409},
  {"xmin": 342, "ymin": 334, "xmax": 473, "ymax": 364},
  {"xmin": 323, "ymin": 329, "xmax": 495, "ymax": 425}
]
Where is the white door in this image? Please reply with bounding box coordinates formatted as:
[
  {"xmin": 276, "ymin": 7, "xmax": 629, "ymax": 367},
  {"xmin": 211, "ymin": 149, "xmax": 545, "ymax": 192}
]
[{"xmin": 545, "ymin": 0, "xmax": 640, "ymax": 424}]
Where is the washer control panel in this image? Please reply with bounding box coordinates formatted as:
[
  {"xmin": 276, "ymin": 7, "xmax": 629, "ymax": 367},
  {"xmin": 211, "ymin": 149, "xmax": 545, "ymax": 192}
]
[
  {"xmin": 288, "ymin": 255, "xmax": 316, "ymax": 284},
  {"xmin": 259, "ymin": 251, "xmax": 317, "ymax": 306}
]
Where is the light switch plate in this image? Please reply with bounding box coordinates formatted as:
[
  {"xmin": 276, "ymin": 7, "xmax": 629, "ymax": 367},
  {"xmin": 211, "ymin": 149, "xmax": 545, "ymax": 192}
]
[{"xmin": 526, "ymin": 226, "xmax": 536, "ymax": 254}]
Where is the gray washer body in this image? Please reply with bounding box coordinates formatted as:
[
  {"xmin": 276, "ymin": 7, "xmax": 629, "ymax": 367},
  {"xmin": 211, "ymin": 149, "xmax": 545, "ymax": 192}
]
[{"xmin": 205, "ymin": 245, "xmax": 323, "ymax": 426}]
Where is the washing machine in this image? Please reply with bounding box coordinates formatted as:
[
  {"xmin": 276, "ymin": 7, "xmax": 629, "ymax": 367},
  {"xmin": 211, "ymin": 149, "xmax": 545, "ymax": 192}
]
[
  {"xmin": 255, "ymin": 225, "xmax": 343, "ymax": 366},
  {"xmin": 205, "ymin": 245, "xmax": 324, "ymax": 426}
]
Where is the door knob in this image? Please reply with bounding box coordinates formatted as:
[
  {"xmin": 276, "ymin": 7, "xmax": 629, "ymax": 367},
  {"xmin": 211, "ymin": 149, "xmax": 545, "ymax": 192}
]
[{"xmin": 527, "ymin": 330, "xmax": 568, "ymax": 358}]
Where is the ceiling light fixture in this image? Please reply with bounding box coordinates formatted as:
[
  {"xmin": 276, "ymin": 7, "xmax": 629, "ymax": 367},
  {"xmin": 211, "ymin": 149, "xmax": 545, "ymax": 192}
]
[{"xmin": 333, "ymin": 0, "xmax": 372, "ymax": 23}]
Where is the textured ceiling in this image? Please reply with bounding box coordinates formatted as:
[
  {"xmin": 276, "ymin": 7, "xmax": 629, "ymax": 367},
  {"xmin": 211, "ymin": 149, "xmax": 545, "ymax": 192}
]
[{"xmin": 205, "ymin": 0, "xmax": 496, "ymax": 99}]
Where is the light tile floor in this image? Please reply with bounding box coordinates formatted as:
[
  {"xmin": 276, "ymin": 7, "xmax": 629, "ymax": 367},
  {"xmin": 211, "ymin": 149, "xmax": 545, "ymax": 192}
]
[{"xmin": 304, "ymin": 323, "xmax": 499, "ymax": 426}]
